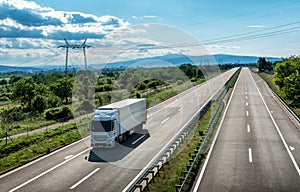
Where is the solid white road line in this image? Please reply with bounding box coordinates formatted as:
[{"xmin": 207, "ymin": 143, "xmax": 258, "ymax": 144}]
[
  {"xmin": 246, "ymin": 111, "xmax": 249, "ymax": 117},
  {"xmin": 247, "ymin": 124, "xmax": 251, "ymax": 133},
  {"xmin": 192, "ymin": 68, "xmax": 241, "ymax": 192},
  {"xmin": 248, "ymin": 69, "xmax": 300, "ymax": 176},
  {"xmin": 132, "ymin": 135, "xmax": 146, "ymax": 145},
  {"xmin": 70, "ymin": 168, "xmax": 100, "ymax": 189},
  {"xmin": 161, "ymin": 117, "xmax": 170, "ymax": 124},
  {"xmin": 9, "ymin": 148, "xmax": 91, "ymax": 192},
  {"xmin": 249, "ymin": 148, "xmax": 253, "ymax": 163}
]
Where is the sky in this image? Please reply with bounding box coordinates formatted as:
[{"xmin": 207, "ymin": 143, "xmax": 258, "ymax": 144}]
[{"xmin": 1, "ymin": 0, "xmax": 300, "ymax": 66}]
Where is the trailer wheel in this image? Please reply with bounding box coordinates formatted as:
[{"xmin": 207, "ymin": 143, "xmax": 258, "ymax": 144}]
[
  {"xmin": 118, "ymin": 134, "xmax": 124, "ymax": 143},
  {"xmin": 123, "ymin": 133, "xmax": 127, "ymax": 141}
]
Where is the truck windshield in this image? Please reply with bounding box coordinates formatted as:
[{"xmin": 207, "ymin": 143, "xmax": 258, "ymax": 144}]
[{"xmin": 92, "ymin": 120, "xmax": 114, "ymax": 132}]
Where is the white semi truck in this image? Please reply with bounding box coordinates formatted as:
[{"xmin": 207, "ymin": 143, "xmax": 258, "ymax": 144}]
[{"xmin": 91, "ymin": 98, "xmax": 147, "ymax": 148}]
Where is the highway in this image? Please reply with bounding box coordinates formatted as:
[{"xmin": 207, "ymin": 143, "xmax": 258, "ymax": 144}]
[
  {"xmin": 0, "ymin": 68, "xmax": 237, "ymax": 192},
  {"xmin": 194, "ymin": 68, "xmax": 300, "ymax": 192}
]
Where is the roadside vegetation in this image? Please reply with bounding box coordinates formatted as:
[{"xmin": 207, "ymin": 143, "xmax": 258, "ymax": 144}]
[{"xmin": 257, "ymin": 56, "xmax": 300, "ymax": 117}]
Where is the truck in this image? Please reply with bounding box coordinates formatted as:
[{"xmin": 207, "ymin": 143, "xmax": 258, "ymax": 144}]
[{"xmin": 91, "ymin": 98, "xmax": 147, "ymax": 148}]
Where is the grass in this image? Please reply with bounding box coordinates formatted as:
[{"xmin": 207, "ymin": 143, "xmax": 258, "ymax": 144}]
[
  {"xmin": 258, "ymin": 72, "xmax": 300, "ymax": 117},
  {"xmin": 0, "ymin": 121, "xmax": 89, "ymax": 173},
  {"xmin": 258, "ymin": 72, "xmax": 281, "ymax": 94},
  {"xmin": 0, "ymin": 119, "xmax": 57, "ymax": 138},
  {"xmin": 0, "ymin": 101, "xmax": 13, "ymax": 107},
  {"xmin": 147, "ymin": 103, "xmax": 216, "ymax": 192},
  {"xmin": 227, "ymin": 68, "xmax": 241, "ymax": 88},
  {"xmin": 144, "ymin": 80, "xmax": 204, "ymax": 108}
]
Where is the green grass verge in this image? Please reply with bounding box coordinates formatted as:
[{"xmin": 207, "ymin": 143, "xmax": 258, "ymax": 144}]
[
  {"xmin": 147, "ymin": 103, "xmax": 216, "ymax": 192},
  {"xmin": 144, "ymin": 80, "xmax": 205, "ymax": 108},
  {"xmin": 258, "ymin": 72, "xmax": 300, "ymax": 117},
  {"xmin": 0, "ymin": 121, "xmax": 89, "ymax": 173}
]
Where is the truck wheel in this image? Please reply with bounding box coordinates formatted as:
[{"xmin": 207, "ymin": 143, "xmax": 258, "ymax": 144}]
[
  {"xmin": 118, "ymin": 135, "xmax": 123, "ymax": 143},
  {"xmin": 123, "ymin": 133, "xmax": 127, "ymax": 141}
]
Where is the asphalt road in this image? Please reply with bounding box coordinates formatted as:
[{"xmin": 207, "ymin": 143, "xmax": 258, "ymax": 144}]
[
  {"xmin": 0, "ymin": 68, "xmax": 238, "ymax": 192},
  {"xmin": 194, "ymin": 68, "xmax": 300, "ymax": 192}
]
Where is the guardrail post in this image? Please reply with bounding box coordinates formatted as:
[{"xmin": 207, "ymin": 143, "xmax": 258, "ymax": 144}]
[
  {"xmin": 175, "ymin": 184, "xmax": 182, "ymax": 192},
  {"xmin": 135, "ymin": 184, "xmax": 143, "ymax": 192},
  {"xmin": 149, "ymin": 170, "xmax": 155, "ymax": 182},
  {"xmin": 179, "ymin": 177, "xmax": 185, "ymax": 184}
]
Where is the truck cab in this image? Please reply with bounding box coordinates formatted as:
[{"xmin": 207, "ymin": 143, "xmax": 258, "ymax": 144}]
[{"xmin": 91, "ymin": 108, "xmax": 119, "ymax": 148}]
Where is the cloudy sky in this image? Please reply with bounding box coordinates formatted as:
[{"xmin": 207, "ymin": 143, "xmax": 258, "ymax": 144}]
[{"xmin": 1, "ymin": 0, "xmax": 300, "ymax": 66}]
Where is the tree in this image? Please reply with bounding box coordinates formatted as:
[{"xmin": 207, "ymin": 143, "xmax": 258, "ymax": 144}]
[
  {"xmin": 32, "ymin": 95, "xmax": 47, "ymax": 113},
  {"xmin": 274, "ymin": 56, "xmax": 300, "ymax": 107},
  {"xmin": 9, "ymin": 76, "xmax": 22, "ymax": 85},
  {"xmin": 50, "ymin": 77, "xmax": 73, "ymax": 104},
  {"xmin": 0, "ymin": 79, "xmax": 7, "ymax": 85},
  {"xmin": 258, "ymin": 57, "xmax": 273, "ymax": 72},
  {"xmin": 11, "ymin": 77, "xmax": 36, "ymax": 110},
  {"xmin": 179, "ymin": 63, "xmax": 196, "ymax": 79}
]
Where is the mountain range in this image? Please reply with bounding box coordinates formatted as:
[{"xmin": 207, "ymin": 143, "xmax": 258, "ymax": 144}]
[{"xmin": 0, "ymin": 54, "xmax": 282, "ymax": 73}]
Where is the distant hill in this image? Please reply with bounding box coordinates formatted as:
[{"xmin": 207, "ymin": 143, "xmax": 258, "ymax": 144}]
[
  {"xmin": 0, "ymin": 54, "xmax": 282, "ymax": 73},
  {"xmin": 90, "ymin": 54, "xmax": 282, "ymax": 69},
  {"xmin": 0, "ymin": 65, "xmax": 43, "ymax": 73},
  {"xmin": 210, "ymin": 54, "xmax": 281, "ymax": 64}
]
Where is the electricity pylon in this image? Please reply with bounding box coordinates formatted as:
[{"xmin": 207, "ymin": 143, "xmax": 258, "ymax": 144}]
[{"xmin": 58, "ymin": 38, "xmax": 91, "ymax": 75}]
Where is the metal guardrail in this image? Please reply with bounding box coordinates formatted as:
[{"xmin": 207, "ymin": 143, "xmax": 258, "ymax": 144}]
[{"xmin": 270, "ymin": 90, "xmax": 300, "ymax": 123}]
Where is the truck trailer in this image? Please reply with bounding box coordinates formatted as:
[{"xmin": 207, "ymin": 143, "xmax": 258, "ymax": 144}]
[{"xmin": 91, "ymin": 98, "xmax": 147, "ymax": 148}]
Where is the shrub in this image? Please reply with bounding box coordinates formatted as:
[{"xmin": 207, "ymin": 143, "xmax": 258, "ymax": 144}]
[
  {"xmin": 0, "ymin": 96, "xmax": 9, "ymax": 102},
  {"xmin": 45, "ymin": 106, "xmax": 74, "ymax": 121},
  {"xmin": 1, "ymin": 107, "xmax": 26, "ymax": 123}
]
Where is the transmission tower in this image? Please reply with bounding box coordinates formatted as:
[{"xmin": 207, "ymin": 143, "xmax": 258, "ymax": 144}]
[{"xmin": 58, "ymin": 38, "xmax": 91, "ymax": 75}]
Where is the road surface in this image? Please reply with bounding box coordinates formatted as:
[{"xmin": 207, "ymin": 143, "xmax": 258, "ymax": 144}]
[
  {"xmin": 194, "ymin": 67, "xmax": 300, "ymax": 192},
  {"xmin": 0, "ymin": 68, "xmax": 238, "ymax": 192}
]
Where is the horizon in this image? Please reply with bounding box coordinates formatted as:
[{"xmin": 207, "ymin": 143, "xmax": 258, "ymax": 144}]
[{"xmin": 0, "ymin": 53, "xmax": 282, "ymax": 69}]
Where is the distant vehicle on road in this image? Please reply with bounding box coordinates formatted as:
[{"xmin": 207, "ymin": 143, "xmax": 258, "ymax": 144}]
[{"xmin": 91, "ymin": 98, "xmax": 147, "ymax": 148}]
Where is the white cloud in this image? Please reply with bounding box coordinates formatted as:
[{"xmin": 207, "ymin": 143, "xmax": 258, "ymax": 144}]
[
  {"xmin": 247, "ymin": 25, "xmax": 265, "ymax": 28},
  {"xmin": 0, "ymin": 0, "xmax": 129, "ymax": 40},
  {"xmin": 141, "ymin": 15, "xmax": 159, "ymax": 19}
]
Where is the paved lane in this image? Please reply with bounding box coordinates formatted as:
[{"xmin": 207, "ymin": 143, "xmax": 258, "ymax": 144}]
[{"xmin": 195, "ymin": 68, "xmax": 300, "ymax": 192}]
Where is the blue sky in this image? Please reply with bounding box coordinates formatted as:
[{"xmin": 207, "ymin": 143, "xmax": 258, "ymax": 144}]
[{"xmin": 1, "ymin": 0, "xmax": 300, "ymax": 66}]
